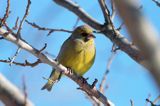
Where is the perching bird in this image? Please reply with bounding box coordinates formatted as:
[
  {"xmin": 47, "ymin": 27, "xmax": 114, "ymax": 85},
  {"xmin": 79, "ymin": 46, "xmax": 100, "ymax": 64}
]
[{"xmin": 41, "ymin": 25, "xmax": 96, "ymax": 91}]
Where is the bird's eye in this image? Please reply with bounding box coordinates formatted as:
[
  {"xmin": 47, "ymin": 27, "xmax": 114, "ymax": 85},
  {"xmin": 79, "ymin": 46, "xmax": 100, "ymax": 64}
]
[{"xmin": 81, "ymin": 33, "xmax": 88, "ymax": 37}]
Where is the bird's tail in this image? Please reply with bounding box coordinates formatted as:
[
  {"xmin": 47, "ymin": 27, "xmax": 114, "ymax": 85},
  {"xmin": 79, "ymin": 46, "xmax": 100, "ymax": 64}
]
[{"xmin": 41, "ymin": 69, "xmax": 61, "ymax": 91}]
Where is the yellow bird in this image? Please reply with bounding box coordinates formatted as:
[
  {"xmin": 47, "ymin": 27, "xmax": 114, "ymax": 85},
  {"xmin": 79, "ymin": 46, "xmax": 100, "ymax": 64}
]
[{"xmin": 42, "ymin": 25, "xmax": 96, "ymax": 91}]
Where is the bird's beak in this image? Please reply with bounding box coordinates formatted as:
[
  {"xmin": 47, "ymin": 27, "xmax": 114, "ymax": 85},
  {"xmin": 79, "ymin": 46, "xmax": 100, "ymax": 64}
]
[
  {"xmin": 84, "ymin": 34, "xmax": 96, "ymax": 42},
  {"xmin": 88, "ymin": 34, "xmax": 96, "ymax": 39}
]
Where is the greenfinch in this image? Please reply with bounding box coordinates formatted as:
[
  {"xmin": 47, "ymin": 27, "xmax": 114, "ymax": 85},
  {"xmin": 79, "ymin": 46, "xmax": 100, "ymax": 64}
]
[{"xmin": 42, "ymin": 25, "xmax": 96, "ymax": 91}]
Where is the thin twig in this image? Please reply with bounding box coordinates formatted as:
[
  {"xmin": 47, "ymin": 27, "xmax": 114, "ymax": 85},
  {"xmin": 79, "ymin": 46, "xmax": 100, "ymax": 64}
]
[
  {"xmin": 98, "ymin": 0, "xmax": 118, "ymax": 42},
  {"xmin": 117, "ymin": 22, "xmax": 124, "ymax": 31},
  {"xmin": 130, "ymin": 99, "xmax": 134, "ymax": 106},
  {"xmin": 16, "ymin": 0, "xmax": 31, "ymax": 38},
  {"xmin": 146, "ymin": 98, "xmax": 155, "ymax": 106},
  {"xmin": 0, "ymin": 59, "xmax": 41, "ymax": 67},
  {"xmin": 39, "ymin": 43, "xmax": 47, "ymax": 53},
  {"xmin": 98, "ymin": 0, "xmax": 111, "ymax": 25},
  {"xmin": 12, "ymin": 17, "xmax": 19, "ymax": 30},
  {"xmin": 22, "ymin": 76, "xmax": 27, "ymax": 106},
  {"xmin": 152, "ymin": 0, "xmax": 160, "ymax": 7},
  {"xmin": 99, "ymin": 70, "xmax": 109, "ymax": 94},
  {"xmin": 153, "ymin": 95, "xmax": 160, "ymax": 104},
  {"xmin": 145, "ymin": 94, "xmax": 151, "ymax": 106},
  {"xmin": 73, "ymin": 17, "xmax": 80, "ymax": 29},
  {"xmin": 0, "ymin": 0, "xmax": 10, "ymax": 27},
  {"xmin": 91, "ymin": 79, "xmax": 98, "ymax": 89},
  {"xmin": 25, "ymin": 20, "xmax": 72, "ymax": 36},
  {"xmin": 9, "ymin": 47, "xmax": 21, "ymax": 66},
  {"xmin": 99, "ymin": 51, "xmax": 116, "ymax": 93},
  {"xmin": 111, "ymin": 0, "xmax": 116, "ymax": 21}
]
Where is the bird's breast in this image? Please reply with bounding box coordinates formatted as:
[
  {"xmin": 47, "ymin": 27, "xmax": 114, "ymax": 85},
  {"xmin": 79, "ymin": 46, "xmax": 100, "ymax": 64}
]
[
  {"xmin": 58, "ymin": 38, "xmax": 95, "ymax": 76},
  {"xmin": 70, "ymin": 39, "xmax": 95, "ymax": 75}
]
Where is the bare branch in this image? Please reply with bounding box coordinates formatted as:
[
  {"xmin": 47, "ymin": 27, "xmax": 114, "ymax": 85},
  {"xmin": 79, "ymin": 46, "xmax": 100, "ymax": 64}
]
[
  {"xmin": 115, "ymin": 0, "xmax": 160, "ymax": 87},
  {"xmin": 99, "ymin": 69, "xmax": 109, "ymax": 93},
  {"xmin": 99, "ymin": 52, "xmax": 116, "ymax": 93},
  {"xmin": 153, "ymin": 95, "xmax": 160, "ymax": 105},
  {"xmin": 53, "ymin": 0, "xmax": 103, "ymax": 30},
  {"xmin": 111, "ymin": 0, "xmax": 116, "ymax": 21},
  {"xmin": 0, "ymin": 59, "xmax": 41, "ymax": 67},
  {"xmin": 22, "ymin": 76, "xmax": 27, "ymax": 106},
  {"xmin": 25, "ymin": 20, "xmax": 72, "ymax": 35},
  {"xmin": 73, "ymin": 17, "xmax": 80, "ymax": 29},
  {"xmin": 9, "ymin": 47, "xmax": 21, "ymax": 66},
  {"xmin": 16, "ymin": 0, "xmax": 31, "ymax": 38},
  {"xmin": 0, "ymin": 0, "xmax": 10, "ymax": 27},
  {"xmin": 145, "ymin": 94, "xmax": 151, "ymax": 106},
  {"xmin": 98, "ymin": 0, "xmax": 111, "ymax": 24},
  {"xmin": 117, "ymin": 22, "xmax": 124, "ymax": 31},
  {"xmin": 12, "ymin": 17, "xmax": 19, "ymax": 30},
  {"xmin": 0, "ymin": 73, "xmax": 33, "ymax": 106},
  {"xmin": 152, "ymin": 0, "xmax": 160, "ymax": 7},
  {"xmin": 146, "ymin": 98, "xmax": 155, "ymax": 106},
  {"xmin": 130, "ymin": 99, "xmax": 134, "ymax": 106},
  {"xmin": 0, "ymin": 28, "xmax": 114, "ymax": 106},
  {"xmin": 39, "ymin": 43, "xmax": 47, "ymax": 53}
]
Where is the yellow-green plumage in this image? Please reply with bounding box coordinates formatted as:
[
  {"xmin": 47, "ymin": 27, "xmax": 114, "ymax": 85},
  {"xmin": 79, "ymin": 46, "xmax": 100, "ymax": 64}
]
[{"xmin": 41, "ymin": 25, "xmax": 96, "ymax": 91}]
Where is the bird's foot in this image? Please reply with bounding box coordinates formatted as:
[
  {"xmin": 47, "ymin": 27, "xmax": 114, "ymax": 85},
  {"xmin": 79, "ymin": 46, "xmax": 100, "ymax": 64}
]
[
  {"xmin": 66, "ymin": 67, "xmax": 73, "ymax": 75},
  {"xmin": 91, "ymin": 78, "xmax": 98, "ymax": 89}
]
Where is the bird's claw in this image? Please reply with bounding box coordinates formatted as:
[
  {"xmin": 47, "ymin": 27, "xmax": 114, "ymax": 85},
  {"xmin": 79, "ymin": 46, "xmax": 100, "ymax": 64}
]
[{"xmin": 66, "ymin": 67, "xmax": 73, "ymax": 74}]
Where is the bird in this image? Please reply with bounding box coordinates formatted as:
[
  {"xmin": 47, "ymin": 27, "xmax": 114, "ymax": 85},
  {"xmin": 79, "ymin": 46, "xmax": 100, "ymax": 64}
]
[{"xmin": 41, "ymin": 25, "xmax": 96, "ymax": 91}]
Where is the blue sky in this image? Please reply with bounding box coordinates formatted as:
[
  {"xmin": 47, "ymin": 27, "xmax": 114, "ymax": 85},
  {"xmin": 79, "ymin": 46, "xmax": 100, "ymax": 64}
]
[{"xmin": 0, "ymin": 0, "xmax": 160, "ymax": 106}]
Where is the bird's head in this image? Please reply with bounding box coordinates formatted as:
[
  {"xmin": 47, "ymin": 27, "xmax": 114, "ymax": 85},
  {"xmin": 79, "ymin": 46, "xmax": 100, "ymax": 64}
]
[{"xmin": 71, "ymin": 25, "xmax": 96, "ymax": 42}]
